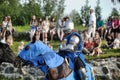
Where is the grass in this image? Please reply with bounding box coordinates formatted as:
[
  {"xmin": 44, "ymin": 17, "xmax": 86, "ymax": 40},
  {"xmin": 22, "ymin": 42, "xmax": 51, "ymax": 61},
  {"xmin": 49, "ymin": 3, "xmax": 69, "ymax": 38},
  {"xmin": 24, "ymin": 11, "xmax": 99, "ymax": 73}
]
[
  {"xmin": 13, "ymin": 25, "xmax": 30, "ymax": 32},
  {"xmin": 75, "ymin": 25, "xmax": 87, "ymax": 31},
  {"xmin": 11, "ymin": 25, "xmax": 120, "ymax": 59}
]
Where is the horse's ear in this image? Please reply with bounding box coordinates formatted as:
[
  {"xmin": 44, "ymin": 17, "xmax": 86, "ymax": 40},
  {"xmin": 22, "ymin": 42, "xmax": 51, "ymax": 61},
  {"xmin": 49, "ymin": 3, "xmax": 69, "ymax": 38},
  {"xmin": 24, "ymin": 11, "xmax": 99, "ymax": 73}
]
[{"xmin": 25, "ymin": 45, "xmax": 30, "ymax": 50}]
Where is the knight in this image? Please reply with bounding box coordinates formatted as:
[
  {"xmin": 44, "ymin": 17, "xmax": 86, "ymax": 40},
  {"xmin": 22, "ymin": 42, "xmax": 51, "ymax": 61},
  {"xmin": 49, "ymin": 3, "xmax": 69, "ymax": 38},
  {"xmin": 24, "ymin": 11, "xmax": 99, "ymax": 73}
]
[
  {"xmin": 15, "ymin": 31, "xmax": 95, "ymax": 80},
  {"xmin": 59, "ymin": 32, "xmax": 94, "ymax": 80}
]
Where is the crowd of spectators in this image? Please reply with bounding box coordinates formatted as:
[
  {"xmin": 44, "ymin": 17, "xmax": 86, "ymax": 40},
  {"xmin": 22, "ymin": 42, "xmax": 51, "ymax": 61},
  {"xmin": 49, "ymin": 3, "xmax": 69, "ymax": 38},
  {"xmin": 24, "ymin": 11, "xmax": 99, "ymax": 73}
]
[
  {"xmin": 29, "ymin": 15, "xmax": 74, "ymax": 44},
  {"xmin": 82, "ymin": 9, "xmax": 120, "ymax": 56},
  {"xmin": 0, "ymin": 11, "xmax": 120, "ymax": 57}
]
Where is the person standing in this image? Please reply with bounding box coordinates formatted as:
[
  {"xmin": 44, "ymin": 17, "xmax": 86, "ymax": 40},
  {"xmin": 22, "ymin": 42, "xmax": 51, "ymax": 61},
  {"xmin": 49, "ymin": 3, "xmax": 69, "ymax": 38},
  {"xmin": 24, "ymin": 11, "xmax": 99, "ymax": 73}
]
[{"xmin": 88, "ymin": 9, "xmax": 96, "ymax": 38}]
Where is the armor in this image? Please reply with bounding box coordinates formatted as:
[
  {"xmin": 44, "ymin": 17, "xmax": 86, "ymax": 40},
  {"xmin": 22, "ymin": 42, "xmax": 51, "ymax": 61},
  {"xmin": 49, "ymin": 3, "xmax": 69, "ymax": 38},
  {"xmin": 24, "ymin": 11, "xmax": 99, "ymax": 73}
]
[{"xmin": 61, "ymin": 35, "xmax": 80, "ymax": 51}]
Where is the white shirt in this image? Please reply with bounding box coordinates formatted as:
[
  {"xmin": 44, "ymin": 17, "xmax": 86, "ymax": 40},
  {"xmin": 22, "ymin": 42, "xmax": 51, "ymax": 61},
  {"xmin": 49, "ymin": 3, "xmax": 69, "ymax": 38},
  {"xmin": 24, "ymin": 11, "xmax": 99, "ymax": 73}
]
[
  {"xmin": 64, "ymin": 20, "xmax": 74, "ymax": 30},
  {"xmin": 89, "ymin": 12, "xmax": 96, "ymax": 27},
  {"xmin": 2, "ymin": 21, "xmax": 8, "ymax": 28}
]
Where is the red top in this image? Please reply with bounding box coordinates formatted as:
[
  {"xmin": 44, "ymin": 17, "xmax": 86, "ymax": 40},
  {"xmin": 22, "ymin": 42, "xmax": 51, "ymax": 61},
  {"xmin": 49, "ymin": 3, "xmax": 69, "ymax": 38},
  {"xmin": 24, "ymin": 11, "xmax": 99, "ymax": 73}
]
[
  {"xmin": 85, "ymin": 42, "xmax": 94, "ymax": 49},
  {"xmin": 112, "ymin": 19, "xmax": 119, "ymax": 28}
]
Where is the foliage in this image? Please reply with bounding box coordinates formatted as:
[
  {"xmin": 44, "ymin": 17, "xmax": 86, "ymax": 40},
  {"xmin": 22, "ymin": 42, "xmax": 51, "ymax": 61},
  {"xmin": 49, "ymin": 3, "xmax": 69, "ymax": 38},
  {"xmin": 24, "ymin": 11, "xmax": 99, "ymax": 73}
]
[
  {"xmin": 53, "ymin": 0, "xmax": 65, "ymax": 20},
  {"xmin": 13, "ymin": 25, "xmax": 30, "ymax": 32},
  {"xmin": 69, "ymin": 9, "xmax": 81, "ymax": 26},
  {"xmin": 21, "ymin": 0, "xmax": 42, "ymax": 23},
  {"xmin": 0, "ymin": 0, "xmax": 21, "ymax": 23},
  {"xmin": 110, "ymin": 8, "xmax": 120, "ymax": 17},
  {"xmin": 80, "ymin": 0, "xmax": 91, "ymax": 26},
  {"xmin": 111, "ymin": 0, "xmax": 120, "ymax": 5},
  {"xmin": 0, "ymin": 0, "xmax": 65, "ymax": 26},
  {"xmin": 95, "ymin": 0, "xmax": 102, "ymax": 18},
  {"xmin": 0, "ymin": 75, "xmax": 22, "ymax": 80},
  {"xmin": 42, "ymin": 0, "xmax": 65, "ymax": 20}
]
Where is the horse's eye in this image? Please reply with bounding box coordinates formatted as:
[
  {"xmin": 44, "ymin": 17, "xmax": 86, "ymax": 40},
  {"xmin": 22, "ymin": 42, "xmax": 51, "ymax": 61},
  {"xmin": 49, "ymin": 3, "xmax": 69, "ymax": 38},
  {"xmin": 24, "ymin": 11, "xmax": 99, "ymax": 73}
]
[{"xmin": 25, "ymin": 45, "xmax": 30, "ymax": 50}]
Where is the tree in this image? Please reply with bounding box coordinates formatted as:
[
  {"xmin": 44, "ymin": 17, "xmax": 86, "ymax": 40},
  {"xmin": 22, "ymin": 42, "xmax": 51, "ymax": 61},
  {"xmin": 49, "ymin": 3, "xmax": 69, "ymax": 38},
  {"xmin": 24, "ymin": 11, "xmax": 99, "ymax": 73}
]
[
  {"xmin": 21, "ymin": 0, "xmax": 42, "ymax": 24},
  {"xmin": 95, "ymin": 0, "xmax": 102, "ymax": 18},
  {"xmin": 42, "ymin": 0, "xmax": 57, "ymax": 16},
  {"xmin": 111, "ymin": 0, "xmax": 120, "ymax": 5},
  {"xmin": 0, "ymin": 0, "xmax": 21, "ymax": 23},
  {"xmin": 42, "ymin": 0, "xmax": 65, "ymax": 20},
  {"xmin": 53, "ymin": 0, "xmax": 65, "ymax": 20},
  {"xmin": 111, "ymin": 8, "xmax": 120, "ymax": 17},
  {"xmin": 80, "ymin": 0, "xmax": 91, "ymax": 26},
  {"xmin": 69, "ymin": 10, "xmax": 81, "ymax": 26},
  {"xmin": 0, "ymin": 0, "xmax": 65, "ymax": 25}
]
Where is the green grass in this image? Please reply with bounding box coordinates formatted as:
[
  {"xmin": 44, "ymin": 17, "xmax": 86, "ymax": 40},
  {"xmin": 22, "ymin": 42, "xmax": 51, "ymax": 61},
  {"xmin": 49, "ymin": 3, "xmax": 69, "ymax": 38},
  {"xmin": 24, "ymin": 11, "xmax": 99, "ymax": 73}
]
[
  {"xmin": 10, "ymin": 40, "xmax": 29, "ymax": 55},
  {"xmin": 0, "ymin": 75, "xmax": 22, "ymax": 80},
  {"xmin": 11, "ymin": 25, "xmax": 120, "ymax": 59},
  {"xmin": 75, "ymin": 25, "xmax": 87, "ymax": 31},
  {"xmin": 13, "ymin": 25, "xmax": 87, "ymax": 33},
  {"xmin": 13, "ymin": 25, "xmax": 30, "ymax": 32},
  {"xmin": 85, "ymin": 49, "xmax": 120, "ymax": 60}
]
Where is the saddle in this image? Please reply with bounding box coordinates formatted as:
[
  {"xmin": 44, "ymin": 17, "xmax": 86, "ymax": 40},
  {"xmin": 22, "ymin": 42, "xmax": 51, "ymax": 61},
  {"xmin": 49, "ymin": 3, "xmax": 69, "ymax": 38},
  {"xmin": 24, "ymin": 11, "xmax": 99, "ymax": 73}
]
[{"xmin": 46, "ymin": 60, "xmax": 72, "ymax": 80}]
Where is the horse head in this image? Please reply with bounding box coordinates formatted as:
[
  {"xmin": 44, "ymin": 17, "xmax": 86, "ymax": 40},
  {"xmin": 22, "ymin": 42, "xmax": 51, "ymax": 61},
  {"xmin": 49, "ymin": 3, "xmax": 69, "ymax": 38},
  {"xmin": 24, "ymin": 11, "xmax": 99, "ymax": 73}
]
[{"xmin": 0, "ymin": 42, "xmax": 16, "ymax": 64}]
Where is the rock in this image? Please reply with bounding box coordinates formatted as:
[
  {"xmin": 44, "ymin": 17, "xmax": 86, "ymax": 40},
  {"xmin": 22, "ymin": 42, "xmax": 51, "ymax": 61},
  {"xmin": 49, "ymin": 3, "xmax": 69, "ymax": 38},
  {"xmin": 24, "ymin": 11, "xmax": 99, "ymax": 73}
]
[
  {"xmin": 24, "ymin": 76, "xmax": 33, "ymax": 80},
  {"xmin": 117, "ymin": 58, "xmax": 120, "ymax": 62},
  {"xmin": 5, "ymin": 67, "xmax": 14, "ymax": 73},
  {"xmin": 0, "ymin": 66, "xmax": 4, "ymax": 72},
  {"xmin": 1, "ymin": 63, "xmax": 8, "ymax": 67},
  {"xmin": 116, "ymin": 63, "xmax": 120, "ymax": 69},
  {"xmin": 102, "ymin": 66, "xmax": 109, "ymax": 74},
  {"xmin": 0, "ymin": 57, "xmax": 120, "ymax": 80},
  {"xmin": 39, "ymin": 77, "xmax": 44, "ymax": 80},
  {"xmin": 93, "ymin": 67, "xmax": 103, "ymax": 75}
]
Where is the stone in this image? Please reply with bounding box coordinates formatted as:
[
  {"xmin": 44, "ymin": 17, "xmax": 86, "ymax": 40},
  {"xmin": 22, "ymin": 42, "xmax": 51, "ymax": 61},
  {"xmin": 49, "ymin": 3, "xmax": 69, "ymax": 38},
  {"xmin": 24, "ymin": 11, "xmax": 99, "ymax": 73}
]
[
  {"xmin": 0, "ymin": 66, "xmax": 4, "ymax": 72},
  {"xmin": 5, "ymin": 67, "xmax": 14, "ymax": 73},
  {"xmin": 0, "ymin": 56, "xmax": 120, "ymax": 80},
  {"xmin": 116, "ymin": 63, "xmax": 120, "ymax": 69},
  {"xmin": 24, "ymin": 76, "xmax": 32, "ymax": 80},
  {"xmin": 102, "ymin": 66, "xmax": 109, "ymax": 74},
  {"xmin": 39, "ymin": 77, "xmax": 44, "ymax": 80},
  {"xmin": 1, "ymin": 63, "xmax": 8, "ymax": 67},
  {"xmin": 93, "ymin": 67, "xmax": 103, "ymax": 75},
  {"xmin": 117, "ymin": 58, "xmax": 120, "ymax": 62}
]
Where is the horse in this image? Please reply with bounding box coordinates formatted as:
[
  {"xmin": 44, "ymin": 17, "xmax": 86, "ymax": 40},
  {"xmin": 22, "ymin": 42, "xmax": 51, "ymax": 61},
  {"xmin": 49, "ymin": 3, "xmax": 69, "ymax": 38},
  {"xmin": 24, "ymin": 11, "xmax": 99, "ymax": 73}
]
[{"xmin": 15, "ymin": 32, "xmax": 95, "ymax": 80}]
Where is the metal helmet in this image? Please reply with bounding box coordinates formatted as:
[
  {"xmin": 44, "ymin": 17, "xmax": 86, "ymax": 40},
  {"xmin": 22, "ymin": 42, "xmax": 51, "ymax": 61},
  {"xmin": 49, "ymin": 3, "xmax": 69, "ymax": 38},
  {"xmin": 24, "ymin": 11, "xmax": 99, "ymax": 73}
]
[{"xmin": 69, "ymin": 35, "xmax": 80, "ymax": 46}]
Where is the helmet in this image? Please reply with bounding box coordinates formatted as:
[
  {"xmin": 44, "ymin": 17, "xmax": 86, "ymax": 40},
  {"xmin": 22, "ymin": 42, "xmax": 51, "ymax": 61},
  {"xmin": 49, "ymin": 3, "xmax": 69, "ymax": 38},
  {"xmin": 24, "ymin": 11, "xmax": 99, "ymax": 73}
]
[{"xmin": 69, "ymin": 35, "xmax": 80, "ymax": 46}]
